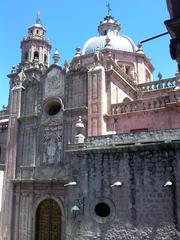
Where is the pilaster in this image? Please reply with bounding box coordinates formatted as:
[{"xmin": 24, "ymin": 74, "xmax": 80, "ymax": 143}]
[{"xmin": 88, "ymin": 64, "xmax": 107, "ymax": 136}]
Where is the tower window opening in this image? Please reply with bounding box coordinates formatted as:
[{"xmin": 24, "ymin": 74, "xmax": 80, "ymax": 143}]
[
  {"xmin": 44, "ymin": 54, "xmax": 47, "ymax": 64},
  {"xmin": 24, "ymin": 52, "xmax": 28, "ymax": 61},
  {"xmin": 36, "ymin": 29, "xmax": 39, "ymax": 34},
  {"xmin": 104, "ymin": 30, "xmax": 107, "ymax": 35},
  {"xmin": 34, "ymin": 51, "xmax": 39, "ymax": 60}
]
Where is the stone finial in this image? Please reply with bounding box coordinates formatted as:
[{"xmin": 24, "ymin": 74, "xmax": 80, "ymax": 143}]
[
  {"xmin": 158, "ymin": 72, "xmax": 163, "ymax": 80},
  {"xmin": 94, "ymin": 47, "xmax": 103, "ymax": 66},
  {"xmin": 106, "ymin": 50, "xmax": 113, "ymax": 70},
  {"xmin": 75, "ymin": 60, "xmax": 81, "ymax": 70},
  {"xmin": 136, "ymin": 42, "xmax": 144, "ymax": 54},
  {"xmin": 137, "ymin": 42, "xmax": 144, "ymax": 54},
  {"xmin": 75, "ymin": 47, "xmax": 81, "ymax": 57},
  {"xmin": 74, "ymin": 116, "xmax": 85, "ymax": 144},
  {"xmin": 105, "ymin": 35, "xmax": 112, "ymax": 49},
  {"xmin": 64, "ymin": 60, "xmax": 69, "ymax": 72},
  {"xmin": 53, "ymin": 49, "xmax": 60, "ymax": 64},
  {"xmin": 137, "ymin": 42, "xmax": 142, "ymax": 49},
  {"xmin": 11, "ymin": 65, "xmax": 16, "ymax": 73}
]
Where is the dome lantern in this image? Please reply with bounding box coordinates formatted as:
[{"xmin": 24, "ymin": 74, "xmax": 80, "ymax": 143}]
[{"xmin": 98, "ymin": 15, "xmax": 120, "ymax": 37}]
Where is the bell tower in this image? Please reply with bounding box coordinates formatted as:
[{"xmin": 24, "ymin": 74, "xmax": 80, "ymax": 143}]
[{"xmin": 20, "ymin": 12, "xmax": 51, "ymax": 69}]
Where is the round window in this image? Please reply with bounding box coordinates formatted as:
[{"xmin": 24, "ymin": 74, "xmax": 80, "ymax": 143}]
[
  {"xmin": 90, "ymin": 197, "xmax": 115, "ymax": 224},
  {"xmin": 95, "ymin": 202, "xmax": 110, "ymax": 218},
  {"xmin": 44, "ymin": 99, "xmax": 61, "ymax": 116}
]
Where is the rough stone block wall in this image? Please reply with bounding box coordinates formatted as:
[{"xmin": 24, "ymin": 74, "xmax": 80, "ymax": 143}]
[{"xmin": 66, "ymin": 142, "xmax": 180, "ymax": 240}]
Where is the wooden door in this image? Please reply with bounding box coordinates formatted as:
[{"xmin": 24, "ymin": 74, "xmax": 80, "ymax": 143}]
[{"xmin": 36, "ymin": 199, "xmax": 61, "ymax": 240}]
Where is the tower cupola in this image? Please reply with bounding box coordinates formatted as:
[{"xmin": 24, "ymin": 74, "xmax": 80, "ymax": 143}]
[{"xmin": 20, "ymin": 12, "xmax": 51, "ymax": 69}]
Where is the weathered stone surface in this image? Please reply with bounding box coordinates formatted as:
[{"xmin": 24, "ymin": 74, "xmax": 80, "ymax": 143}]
[{"xmin": 1, "ymin": 7, "xmax": 180, "ymax": 240}]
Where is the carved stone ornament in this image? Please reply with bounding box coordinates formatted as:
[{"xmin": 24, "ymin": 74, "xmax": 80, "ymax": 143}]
[
  {"xmin": 48, "ymin": 75, "xmax": 60, "ymax": 90},
  {"xmin": 43, "ymin": 125, "xmax": 63, "ymax": 164}
]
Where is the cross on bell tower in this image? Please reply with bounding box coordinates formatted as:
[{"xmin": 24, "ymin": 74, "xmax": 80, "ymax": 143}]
[{"xmin": 36, "ymin": 10, "xmax": 41, "ymax": 24}]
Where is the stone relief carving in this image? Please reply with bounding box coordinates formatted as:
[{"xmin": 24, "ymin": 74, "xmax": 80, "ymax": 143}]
[
  {"xmin": 48, "ymin": 75, "xmax": 60, "ymax": 90},
  {"xmin": 43, "ymin": 125, "xmax": 63, "ymax": 164},
  {"xmin": 44, "ymin": 68, "xmax": 64, "ymax": 98}
]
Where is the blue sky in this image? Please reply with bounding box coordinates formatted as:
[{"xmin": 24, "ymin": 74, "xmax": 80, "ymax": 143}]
[{"xmin": 0, "ymin": 0, "xmax": 176, "ymax": 109}]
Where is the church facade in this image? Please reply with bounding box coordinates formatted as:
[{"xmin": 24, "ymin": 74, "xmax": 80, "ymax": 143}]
[{"xmin": 0, "ymin": 10, "xmax": 180, "ymax": 240}]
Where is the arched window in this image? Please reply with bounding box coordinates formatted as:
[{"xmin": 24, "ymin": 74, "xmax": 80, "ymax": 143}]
[
  {"xmin": 104, "ymin": 30, "xmax": 107, "ymax": 35},
  {"xmin": 36, "ymin": 199, "xmax": 61, "ymax": 240},
  {"xmin": 34, "ymin": 51, "xmax": 39, "ymax": 60}
]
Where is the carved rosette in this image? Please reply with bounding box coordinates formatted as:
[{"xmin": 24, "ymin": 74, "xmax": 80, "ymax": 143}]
[{"xmin": 43, "ymin": 125, "xmax": 63, "ymax": 164}]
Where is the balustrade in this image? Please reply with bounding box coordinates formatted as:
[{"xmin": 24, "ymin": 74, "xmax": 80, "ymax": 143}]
[
  {"xmin": 111, "ymin": 96, "xmax": 170, "ymax": 115},
  {"xmin": 138, "ymin": 78, "xmax": 176, "ymax": 91}
]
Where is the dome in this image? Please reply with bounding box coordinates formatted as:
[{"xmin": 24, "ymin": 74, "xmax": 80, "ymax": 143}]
[
  {"xmin": 28, "ymin": 12, "xmax": 46, "ymax": 31},
  {"xmin": 82, "ymin": 15, "xmax": 137, "ymax": 55},
  {"xmin": 82, "ymin": 34, "xmax": 137, "ymax": 55},
  {"xmin": 29, "ymin": 23, "xmax": 46, "ymax": 31}
]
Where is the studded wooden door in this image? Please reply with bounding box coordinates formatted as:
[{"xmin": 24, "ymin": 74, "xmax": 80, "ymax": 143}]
[{"xmin": 36, "ymin": 199, "xmax": 61, "ymax": 240}]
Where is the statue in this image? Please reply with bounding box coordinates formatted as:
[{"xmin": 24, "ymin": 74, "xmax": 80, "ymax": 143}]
[{"xmin": 94, "ymin": 47, "xmax": 103, "ymax": 66}]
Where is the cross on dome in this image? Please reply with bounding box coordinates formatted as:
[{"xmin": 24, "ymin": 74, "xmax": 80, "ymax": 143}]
[{"xmin": 106, "ymin": 1, "xmax": 112, "ymax": 16}]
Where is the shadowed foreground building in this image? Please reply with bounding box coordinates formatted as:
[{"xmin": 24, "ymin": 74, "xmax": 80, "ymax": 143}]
[{"xmin": 0, "ymin": 9, "xmax": 180, "ymax": 240}]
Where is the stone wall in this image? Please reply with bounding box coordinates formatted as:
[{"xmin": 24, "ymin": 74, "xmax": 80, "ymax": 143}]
[{"xmin": 65, "ymin": 141, "xmax": 180, "ymax": 240}]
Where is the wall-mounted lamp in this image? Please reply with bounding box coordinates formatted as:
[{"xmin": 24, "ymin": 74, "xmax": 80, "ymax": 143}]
[
  {"xmin": 71, "ymin": 205, "xmax": 80, "ymax": 218},
  {"xmin": 163, "ymin": 180, "xmax": 173, "ymax": 187},
  {"xmin": 64, "ymin": 181, "xmax": 77, "ymax": 187},
  {"xmin": 110, "ymin": 181, "xmax": 123, "ymax": 188}
]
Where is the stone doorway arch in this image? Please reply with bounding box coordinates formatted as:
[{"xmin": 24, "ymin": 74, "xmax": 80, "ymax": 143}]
[{"xmin": 35, "ymin": 198, "xmax": 62, "ymax": 240}]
